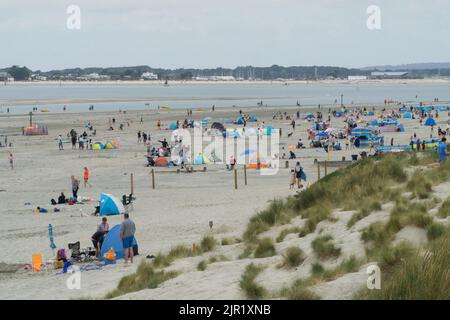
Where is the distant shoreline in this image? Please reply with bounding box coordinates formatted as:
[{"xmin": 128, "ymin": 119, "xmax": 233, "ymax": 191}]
[{"xmin": 2, "ymin": 78, "xmax": 450, "ymax": 87}]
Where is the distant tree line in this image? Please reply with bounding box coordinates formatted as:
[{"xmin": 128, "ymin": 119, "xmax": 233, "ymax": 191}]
[{"xmin": 1, "ymin": 64, "xmax": 450, "ymax": 81}]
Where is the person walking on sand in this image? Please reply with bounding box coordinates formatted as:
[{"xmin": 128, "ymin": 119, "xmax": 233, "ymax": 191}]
[
  {"xmin": 57, "ymin": 134, "xmax": 64, "ymax": 150},
  {"xmin": 83, "ymin": 167, "xmax": 91, "ymax": 188},
  {"xmin": 8, "ymin": 153, "xmax": 13, "ymax": 170},
  {"xmin": 438, "ymin": 137, "xmax": 448, "ymax": 165},
  {"xmin": 120, "ymin": 213, "xmax": 136, "ymax": 264},
  {"xmin": 71, "ymin": 175, "xmax": 80, "ymax": 200}
]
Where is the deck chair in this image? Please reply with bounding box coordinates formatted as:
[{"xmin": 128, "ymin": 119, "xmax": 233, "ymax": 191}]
[{"xmin": 32, "ymin": 254, "xmax": 45, "ymax": 273}]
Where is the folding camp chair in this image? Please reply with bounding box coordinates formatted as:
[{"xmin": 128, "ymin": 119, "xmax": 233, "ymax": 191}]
[
  {"xmin": 68, "ymin": 241, "xmax": 86, "ymax": 262},
  {"xmin": 31, "ymin": 253, "xmax": 46, "ymax": 273}
]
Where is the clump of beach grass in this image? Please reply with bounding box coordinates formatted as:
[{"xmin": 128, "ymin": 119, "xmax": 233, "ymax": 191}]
[
  {"xmin": 276, "ymin": 226, "xmax": 302, "ymax": 242},
  {"xmin": 239, "ymin": 263, "xmax": 267, "ymax": 299},
  {"xmin": 199, "ymin": 235, "xmax": 217, "ymax": 253},
  {"xmin": 221, "ymin": 237, "xmax": 242, "ymax": 246},
  {"xmin": 279, "ymin": 279, "xmax": 319, "ymax": 300},
  {"xmin": 347, "ymin": 200, "xmax": 382, "ymax": 228},
  {"xmin": 279, "ymin": 247, "xmax": 305, "ymax": 268},
  {"xmin": 406, "ymin": 171, "xmax": 433, "ymax": 199},
  {"xmin": 105, "ymin": 262, "xmax": 178, "ymax": 299},
  {"xmin": 243, "ymin": 199, "xmax": 291, "ymax": 243},
  {"xmin": 311, "ymin": 235, "xmax": 341, "ymax": 260},
  {"xmin": 356, "ymin": 229, "xmax": 450, "ymax": 299},
  {"xmin": 152, "ymin": 245, "xmax": 194, "ymax": 268},
  {"xmin": 197, "ymin": 260, "xmax": 207, "ymax": 271},
  {"xmin": 254, "ymin": 238, "xmax": 276, "ymax": 258},
  {"xmin": 437, "ymin": 196, "xmax": 450, "ymax": 218}
]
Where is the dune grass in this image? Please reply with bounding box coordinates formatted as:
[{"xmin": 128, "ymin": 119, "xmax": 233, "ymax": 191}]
[
  {"xmin": 197, "ymin": 255, "xmax": 229, "ymax": 271},
  {"xmin": 279, "ymin": 256, "xmax": 363, "ymax": 300},
  {"xmin": 356, "ymin": 228, "xmax": 450, "ymax": 299},
  {"xmin": 437, "ymin": 196, "xmax": 450, "ymax": 218},
  {"xmin": 105, "ymin": 262, "xmax": 178, "ymax": 299},
  {"xmin": 311, "ymin": 235, "xmax": 341, "ymax": 260},
  {"xmin": 406, "ymin": 171, "xmax": 433, "ymax": 199},
  {"xmin": 347, "ymin": 200, "xmax": 382, "ymax": 228},
  {"xmin": 276, "ymin": 226, "xmax": 302, "ymax": 243},
  {"xmin": 199, "ymin": 235, "xmax": 217, "ymax": 253},
  {"xmin": 254, "ymin": 238, "xmax": 276, "ymax": 258},
  {"xmin": 244, "ymin": 153, "xmax": 409, "ymax": 246},
  {"xmin": 240, "ymin": 263, "xmax": 267, "ymax": 299},
  {"xmin": 279, "ymin": 279, "xmax": 320, "ymax": 300},
  {"xmin": 221, "ymin": 237, "xmax": 242, "ymax": 246},
  {"xmin": 279, "ymin": 247, "xmax": 306, "ymax": 269}
]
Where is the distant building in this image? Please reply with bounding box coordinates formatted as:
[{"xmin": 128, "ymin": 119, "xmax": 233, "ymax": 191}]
[
  {"xmin": 370, "ymin": 72, "xmax": 408, "ymax": 79},
  {"xmin": 0, "ymin": 71, "xmax": 13, "ymax": 81},
  {"xmin": 141, "ymin": 72, "xmax": 158, "ymax": 80},
  {"xmin": 194, "ymin": 75, "xmax": 235, "ymax": 81},
  {"xmin": 348, "ymin": 75, "xmax": 368, "ymax": 80},
  {"xmin": 30, "ymin": 74, "xmax": 47, "ymax": 81}
]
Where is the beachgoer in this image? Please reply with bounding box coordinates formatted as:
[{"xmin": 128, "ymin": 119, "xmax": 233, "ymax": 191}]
[
  {"xmin": 294, "ymin": 162, "xmax": 305, "ymax": 189},
  {"xmin": 58, "ymin": 134, "xmax": 64, "ymax": 150},
  {"xmin": 83, "ymin": 167, "xmax": 91, "ymax": 188},
  {"xmin": 438, "ymin": 137, "xmax": 448, "ymax": 164},
  {"xmin": 120, "ymin": 213, "xmax": 136, "ymax": 264},
  {"xmin": 71, "ymin": 175, "xmax": 80, "ymax": 199},
  {"xmin": 8, "ymin": 153, "xmax": 13, "ymax": 170},
  {"xmin": 97, "ymin": 217, "xmax": 109, "ymax": 233},
  {"xmin": 58, "ymin": 192, "xmax": 66, "ymax": 204}
]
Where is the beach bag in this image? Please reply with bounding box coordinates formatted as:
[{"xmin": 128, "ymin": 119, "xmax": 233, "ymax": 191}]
[{"xmin": 104, "ymin": 248, "xmax": 116, "ymax": 261}]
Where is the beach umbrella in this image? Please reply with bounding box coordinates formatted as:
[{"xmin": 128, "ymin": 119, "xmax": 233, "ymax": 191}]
[
  {"xmin": 48, "ymin": 224, "xmax": 56, "ymax": 254},
  {"xmin": 240, "ymin": 149, "xmax": 256, "ymax": 156}
]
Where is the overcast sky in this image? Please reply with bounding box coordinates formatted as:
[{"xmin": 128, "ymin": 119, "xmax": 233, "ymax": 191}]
[{"xmin": 1, "ymin": 0, "xmax": 449, "ymax": 70}]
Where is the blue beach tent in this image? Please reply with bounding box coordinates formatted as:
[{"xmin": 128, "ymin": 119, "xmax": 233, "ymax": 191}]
[
  {"xmin": 100, "ymin": 224, "xmax": 137, "ymax": 261},
  {"xmin": 99, "ymin": 193, "xmax": 125, "ymax": 216},
  {"xmin": 425, "ymin": 117, "xmax": 437, "ymax": 126},
  {"xmin": 236, "ymin": 117, "xmax": 245, "ymax": 125}
]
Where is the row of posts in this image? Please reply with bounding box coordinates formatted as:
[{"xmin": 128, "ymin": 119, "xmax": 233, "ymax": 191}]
[
  {"xmin": 128, "ymin": 166, "xmax": 247, "ymax": 192},
  {"xmin": 128, "ymin": 159, "xmax": 329, "ymax": 193}
]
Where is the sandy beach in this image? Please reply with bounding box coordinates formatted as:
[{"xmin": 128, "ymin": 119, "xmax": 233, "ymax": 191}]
[{"xmin": 0, "ymin": 103, "xmax": 448, "ymax": 300}]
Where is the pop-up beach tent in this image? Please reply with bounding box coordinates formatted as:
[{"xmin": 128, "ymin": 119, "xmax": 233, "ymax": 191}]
[
  {"xmin": 194, "ymin": 153, "xmax": 210, "ymax": 165},
  {"xmin": 211, "ymin": 122, "xmax": 226, "ymax": 132},
  {"xmin": 425, "ymin": 117, "xmax": 437, "ymax": 126},
  {"xmin": 100, "ymin": 224, "xmax": 137, "ymax": 261},
  {"xmin": 169, "ymin": 123, "xmax": 177, "ymax": 130},
  {"xmin": 99, "ymin": 193, "xmax": 125, "ymax": 216},
  {"xmin": 24, "ymin": 124, "xmax": 48, "ymax": 136},
  {"xmin": 403, "ymin": 112, "xmax": 412, "ymax": 119},
  {"xmin": 154, "ymin": 157, "xmax": 169, "ymax": 167},
  {"xmin": 236, "ymin": 117, "xmax": 245, "ymax": 125}
]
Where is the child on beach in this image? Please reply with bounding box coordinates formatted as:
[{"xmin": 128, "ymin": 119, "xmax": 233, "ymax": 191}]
[
  {"xmin": 83, "ymin": 167, "xmax": 91, "ymax": 188},
  {"xmin": 8, "ymin": 153, "xmax": 13, "ymax": 170},
  {"xmin": 71, "ymin": 175, "xmax": 80, "ymax": 199},
  {"xmin": 289, "ymin": 169, "xmax": 296, "ymax": 189}
]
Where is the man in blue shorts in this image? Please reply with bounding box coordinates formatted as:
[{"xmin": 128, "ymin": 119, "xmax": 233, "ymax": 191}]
[
  {"xmin": 438, "ymin": 137, "xmax": 448, "ymax": 165},
  {"xmin": 120, "ymin": 213, "xmax": 136, "ymax": 264}
]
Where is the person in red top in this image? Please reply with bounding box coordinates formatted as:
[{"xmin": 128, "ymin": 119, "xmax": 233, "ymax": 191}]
[{"xmin": 83, "ymin": 167, "xmax": 91, "ymax": 188}]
